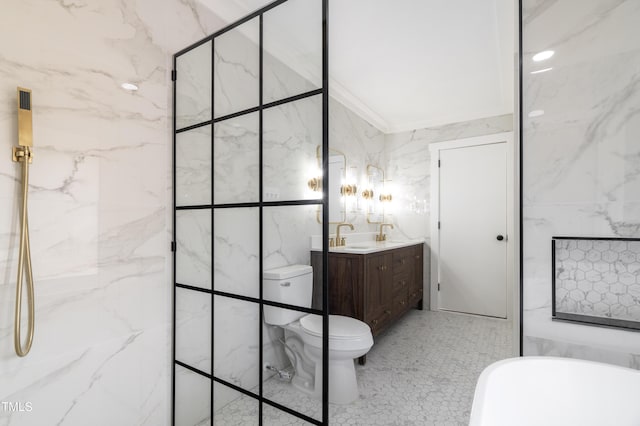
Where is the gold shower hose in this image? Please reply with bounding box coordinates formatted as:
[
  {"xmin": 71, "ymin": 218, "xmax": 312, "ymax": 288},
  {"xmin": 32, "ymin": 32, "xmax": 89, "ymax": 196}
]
[{"xmin": 14, "ymin": 146, "xmax": 35, "ymax": 357}]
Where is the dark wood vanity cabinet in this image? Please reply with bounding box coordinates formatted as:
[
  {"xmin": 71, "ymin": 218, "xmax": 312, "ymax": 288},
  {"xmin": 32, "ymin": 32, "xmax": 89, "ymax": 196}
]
[{"xmin": 310, "ymin": 243, "xmax": 424, "ymax": 339}]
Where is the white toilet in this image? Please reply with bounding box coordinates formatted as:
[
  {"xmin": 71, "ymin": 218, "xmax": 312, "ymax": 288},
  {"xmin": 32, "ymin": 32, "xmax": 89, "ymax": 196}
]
[{"xmin": 263, "ymin": 264, "xmax": 373, "ymax": 404}]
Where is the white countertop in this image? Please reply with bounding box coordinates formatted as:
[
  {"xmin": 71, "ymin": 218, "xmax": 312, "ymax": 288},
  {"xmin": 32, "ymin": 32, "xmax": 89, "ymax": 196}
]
[{"xmin": 311, "ymin": 239, "xmax": 424, "ymax": 254}]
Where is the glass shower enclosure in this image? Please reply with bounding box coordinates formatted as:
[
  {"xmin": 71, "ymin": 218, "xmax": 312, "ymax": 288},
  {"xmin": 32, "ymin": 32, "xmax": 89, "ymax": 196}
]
[{"xmin": 172, "ymin": 0, "xmax": 329, "ymax": 424}]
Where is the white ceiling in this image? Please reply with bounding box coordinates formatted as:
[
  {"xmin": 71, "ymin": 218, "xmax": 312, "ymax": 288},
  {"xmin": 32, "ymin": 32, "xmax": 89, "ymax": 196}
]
[{"xmin": 199, "ymin": 0, "xmax": 515, "ymax": 133}]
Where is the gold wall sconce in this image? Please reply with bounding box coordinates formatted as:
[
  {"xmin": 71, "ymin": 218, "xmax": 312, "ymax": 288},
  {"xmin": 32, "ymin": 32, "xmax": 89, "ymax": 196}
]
[
  {"xmin": 308, "ymin": 176, "xmax": 322, "ymax": 192},
  {"xmin": 379, "ymin": 193, "xmax": 393, "ymax": 202},
  {"xmin": 340, "ymin": 183, "xmax": 358, "ymax": 196},
  {"xmin": 361, "ymin": 189, "xmax": 374, "ymax": 199}
]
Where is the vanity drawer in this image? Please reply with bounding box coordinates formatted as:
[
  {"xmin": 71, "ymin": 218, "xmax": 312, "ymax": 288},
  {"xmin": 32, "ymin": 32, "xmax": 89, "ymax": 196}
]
[
  {"xmin": 392, "ymin": 292, "xmax": 409, "ymax": 317},
  {"xmin": 392, "ymin": 272, "xmax": 411, "ymax": 295},
  {"xmin": 392, "ymin": 247, "xmax": 414, "ymax": 275}
]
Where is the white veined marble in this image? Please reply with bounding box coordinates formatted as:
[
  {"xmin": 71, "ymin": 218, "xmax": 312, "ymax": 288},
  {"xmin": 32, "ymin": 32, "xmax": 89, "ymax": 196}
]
[
  {"xmin": 176, "ymin": 209, "xmax": 212, "ymax": 290},
  {"xmin": 522, "ymin": 0, "xmax": 640, "ymax": 362},
  {"xmin": 214, "ymin": 18, "xmax": 260, "ymax": 118},
  {"xmin": 0, "ymin": 0, "xmax": 225, "ymax": 422},
  {"xmin": 262, "ymin": 205, "xmax": 320, "ymax": 274},
  {"xmin": 214, "ymin": 207, "xmax": 260, "ymax": 299},
  {"xmin": 177, "ymin": 40, "xmax": 213, "ymax": 129},
  {"xmin": 263, "ymin": 95, "xmax": 322, "ymax": 203},
  {"xmin": 263, "ymin": 0, "xmax": 322, "ymax": 103},
  {"xmin": 213, "ymin": 296, "xmax": 259, "ymax": 405},
  {"xmin": 176, "ymin": 125, "xmax": 212, "ymax": 207},
  {"xmin": 213, "ymin": 113, "xmax": 259, "ymax": 205},
  {"xmin": 176, "ymin": 287, "xmax": 212, "ymax": 374},
  {"xmin": 385, "ymin": 114, "xmax": 513, "ymax": 241},
  {"xmin": 175, "ymin": 364, "xmax": 211, "ymax": 426}
]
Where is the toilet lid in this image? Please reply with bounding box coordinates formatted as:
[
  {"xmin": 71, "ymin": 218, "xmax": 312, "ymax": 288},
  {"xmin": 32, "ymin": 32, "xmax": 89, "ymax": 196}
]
[{"xmin": 300, "ymin": 314, "xmax": 371, "ymax": 340}]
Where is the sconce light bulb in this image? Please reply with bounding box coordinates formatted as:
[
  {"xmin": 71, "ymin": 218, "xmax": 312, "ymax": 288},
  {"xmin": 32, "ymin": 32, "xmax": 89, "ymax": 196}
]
[
  {"xmin": 362, "ymin": 189, "xmax": 374, "ymax": 200},
  {"xmin": 307, "ymin": 176, "xmax": 323, "ymax": 192}
]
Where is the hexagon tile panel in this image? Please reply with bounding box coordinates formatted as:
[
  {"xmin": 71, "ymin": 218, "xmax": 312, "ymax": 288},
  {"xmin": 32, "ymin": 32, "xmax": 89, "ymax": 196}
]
[{"xmin": 554, "ymin": 238, "xmax": 640, "ymax": 327}]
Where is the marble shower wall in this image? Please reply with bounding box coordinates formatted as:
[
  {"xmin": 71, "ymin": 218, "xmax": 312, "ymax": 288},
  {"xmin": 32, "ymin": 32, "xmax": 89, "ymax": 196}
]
[
  {"xmin": 0, "ymin": 0, "xmax": 225, "ymax": 425},
  {"xmin": 384, "ymin": 114, "xmax": 514, "ymax": 242},
  {"xmin": 328, "ymin": 99, "xmax": 386, "ymax": 233},
  {"xmin": 522, "ymin": 0, "xmax": 640, "ymax": 367}
]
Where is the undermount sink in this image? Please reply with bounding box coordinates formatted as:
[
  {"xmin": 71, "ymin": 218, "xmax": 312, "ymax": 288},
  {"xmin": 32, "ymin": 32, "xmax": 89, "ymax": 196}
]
[{"xmin": 329, "ymin": 240, "xmax": 420, "ymax": 254}]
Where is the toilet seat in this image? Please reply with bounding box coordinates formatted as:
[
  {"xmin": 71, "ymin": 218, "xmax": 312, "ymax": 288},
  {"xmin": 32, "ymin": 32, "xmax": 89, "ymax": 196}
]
[
  {"xmin": 300, "ymin": 314, "xmax": 371, "ymax": 340},
  {"xmin": 298, "ymin": 314, "xmax": 373, "ymax": 353}
]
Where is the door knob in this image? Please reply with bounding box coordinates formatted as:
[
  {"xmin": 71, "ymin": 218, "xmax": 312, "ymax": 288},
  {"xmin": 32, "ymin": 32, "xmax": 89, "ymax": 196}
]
[{"xmin": 496, "ymin": 235, "xmax": 505, "ymax": 241}]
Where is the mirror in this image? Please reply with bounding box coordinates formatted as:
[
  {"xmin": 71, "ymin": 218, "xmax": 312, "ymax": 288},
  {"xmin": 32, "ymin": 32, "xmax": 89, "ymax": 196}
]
[
  {"xmin": 363, "ymin": 164, "xmax": 386, "ymax": 224},
  {"xmin": 309, "ymin": 146, "xmax": 346, "ymax": 224}
]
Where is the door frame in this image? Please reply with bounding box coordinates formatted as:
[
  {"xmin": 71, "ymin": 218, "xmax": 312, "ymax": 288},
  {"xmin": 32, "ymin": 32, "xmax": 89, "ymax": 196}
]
[{"xmin": 429, "ymin": 132, "xmax": 517, "ymax": 335}]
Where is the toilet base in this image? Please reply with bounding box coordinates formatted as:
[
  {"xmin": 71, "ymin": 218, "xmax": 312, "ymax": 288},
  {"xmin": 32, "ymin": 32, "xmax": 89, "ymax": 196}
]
[
  {"xmin": 327, "ymin": 358, "xmax": 359, "ymax": 404},
  {"xmin": 290, "ymin": 355, "xmax": 360, "ymax": 404}
]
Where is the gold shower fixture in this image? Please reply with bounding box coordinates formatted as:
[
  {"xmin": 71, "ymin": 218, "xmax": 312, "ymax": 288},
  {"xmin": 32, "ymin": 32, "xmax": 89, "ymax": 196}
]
[{"xmin": 12, "ymin": 87, "xmax": 35, "ymax": 357}]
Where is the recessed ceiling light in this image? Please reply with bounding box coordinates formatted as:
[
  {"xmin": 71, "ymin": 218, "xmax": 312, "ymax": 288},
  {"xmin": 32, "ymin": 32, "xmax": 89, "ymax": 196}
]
[
  {"xmin": 530, "ymin": 67, "xmax": 553, "ymax": 74},
  {"xmin": 528, "ymin": 110, "xmax": 544, "ymax": 118},
  {"xmin": 121, "ymin": 82, "xmax": 139, "ymax": 91},
  {"xmin": 533, "ymin": 50, "xmax": 554, "ymax": 62}
]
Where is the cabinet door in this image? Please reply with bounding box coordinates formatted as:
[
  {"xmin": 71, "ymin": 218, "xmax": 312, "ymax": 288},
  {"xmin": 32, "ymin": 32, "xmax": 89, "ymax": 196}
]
[
  {"xmin": 365, "ymin": 253, "xmax": 392, "ymax": 332},
  {"xmin": 411, "ymin": 244, "xmax": 424, "ymax": 303}
]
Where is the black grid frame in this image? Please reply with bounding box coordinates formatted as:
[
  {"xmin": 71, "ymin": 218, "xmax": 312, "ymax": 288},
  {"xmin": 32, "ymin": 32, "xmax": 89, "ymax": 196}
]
[
  {"xmin": 551, "ymin": 236, "xmax": 640, "ymax": 332},
  {"xmin": 171, "ymin": 0, "xmax": 330, "ymax": 424}
]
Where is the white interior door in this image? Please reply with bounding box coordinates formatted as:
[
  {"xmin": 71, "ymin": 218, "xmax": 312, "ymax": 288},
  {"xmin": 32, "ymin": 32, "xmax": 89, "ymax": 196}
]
[{"xmin": 438, "ymin": 142, "xmax": 507, "ymax": 318}]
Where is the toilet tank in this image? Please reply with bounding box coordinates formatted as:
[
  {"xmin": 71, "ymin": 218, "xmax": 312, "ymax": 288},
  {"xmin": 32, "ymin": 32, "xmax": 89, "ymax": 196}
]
[{"xmin": 263, "ymin": 265, "xmax": 313, "ymax": 325}]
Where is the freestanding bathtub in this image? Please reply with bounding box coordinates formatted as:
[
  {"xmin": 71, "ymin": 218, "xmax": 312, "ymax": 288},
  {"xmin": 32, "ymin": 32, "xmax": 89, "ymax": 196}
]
[{"xmin": 469, "ymin": 357, "xmax": 640, "ymax": 426}]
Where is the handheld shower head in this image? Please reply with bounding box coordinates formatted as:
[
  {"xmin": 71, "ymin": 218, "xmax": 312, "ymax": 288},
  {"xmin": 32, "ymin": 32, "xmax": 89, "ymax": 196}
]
[{"xmin": 17, "ymin": 87, "xmax": 33, "ymax": 147}]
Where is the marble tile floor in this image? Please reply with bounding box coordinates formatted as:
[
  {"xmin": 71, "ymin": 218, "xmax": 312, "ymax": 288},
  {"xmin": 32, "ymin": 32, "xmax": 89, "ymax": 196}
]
[{"xmin": 213, "ymin": 309, "xmax": 513, "ymax": 425}]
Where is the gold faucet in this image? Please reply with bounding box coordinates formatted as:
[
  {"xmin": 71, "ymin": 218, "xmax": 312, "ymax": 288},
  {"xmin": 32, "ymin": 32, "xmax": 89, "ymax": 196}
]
[
  {"xmin": 376, "ymin": 223, "xmax": 394, "ymax": 241},
  {"xmin": 336, "ymin": 223, "xmax": 354, "ymax": 247}
]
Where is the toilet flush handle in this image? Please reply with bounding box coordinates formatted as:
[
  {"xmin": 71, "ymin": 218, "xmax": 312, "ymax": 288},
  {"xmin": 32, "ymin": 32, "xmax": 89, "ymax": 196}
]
[{"xmin": 280, "ymin": 281, "xmax": 291, "ymax": 287}]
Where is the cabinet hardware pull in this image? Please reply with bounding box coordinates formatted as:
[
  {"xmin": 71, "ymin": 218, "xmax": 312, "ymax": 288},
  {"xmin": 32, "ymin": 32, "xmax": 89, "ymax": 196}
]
[
  {"xmin": 385, "ymin": 310, "xmax": 391, "ymax": 315},
  {"xmin": 401, "ymin": 259, "xmax": 405, "ymax": 264},
  {"xmin": 372, "ymin": 319, "xmax": 378, "ymax": 325},
  {"xmin": 415, "ymin": 255, "xmax": 420, "ymax": 259},
  {"xmin": 400, "ymin": 300, "xmax": 405, "ymax": 305}
]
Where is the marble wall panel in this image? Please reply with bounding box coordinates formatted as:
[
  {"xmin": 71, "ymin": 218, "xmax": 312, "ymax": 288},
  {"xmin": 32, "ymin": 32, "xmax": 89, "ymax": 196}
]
[
  {"xmin": 263, "ymin": 0, "xmax": 322, "ymax": 103},
  {"xmin": 214, "ymin": 19, "xmax": 260, "ymax": 118},
  {"xmin": 213, "ymin": 208, "xmax": 260, "ymax": 299},
  {"xmin": 263, "ymin": 95, "xmax": 323, "ymax": 203},
  {"xmin": 522, "ymin": 0, "xmax": 640, "ymax": 363},
  {"xmin": 175, "ymin": 364, "xmax": 211, "ymax": 426},
  {"xmin": 213, "ymin": 296, "xmax": 260, "ymax": 404},
  {"xmin": 0, "ymin": 0, "xmax": 225, "ymax": 423},
  {"xmin": 177, "ymin": 41, "xmax": 213, "ymax": 129},
  {"xmin": 213, "ymin": 113, "xmax": 259, "ymax": 205},
  {"xmin": 262, "ymin": 205, "xmax": 321, "ymax": 274},
  {"xmin": 176, "ymin": 209, "xmax": 212, "ymax": 290},
  {"xmin": 176, "ymin": 287, "xmax": 212, "ymax": 374},
  {"xmin": 176, "ymin": 125, "xmax": 212, "ymax": 207},
  {"xmin": 384, "ymin": 114, "xmax": 513, "ymax": 241}
]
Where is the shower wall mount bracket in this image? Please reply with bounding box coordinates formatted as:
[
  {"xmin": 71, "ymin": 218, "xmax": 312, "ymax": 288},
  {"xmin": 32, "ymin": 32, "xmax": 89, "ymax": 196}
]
[{"xmin": 12, "ymin": 146, "xmax": 33, "ymax": 163}]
